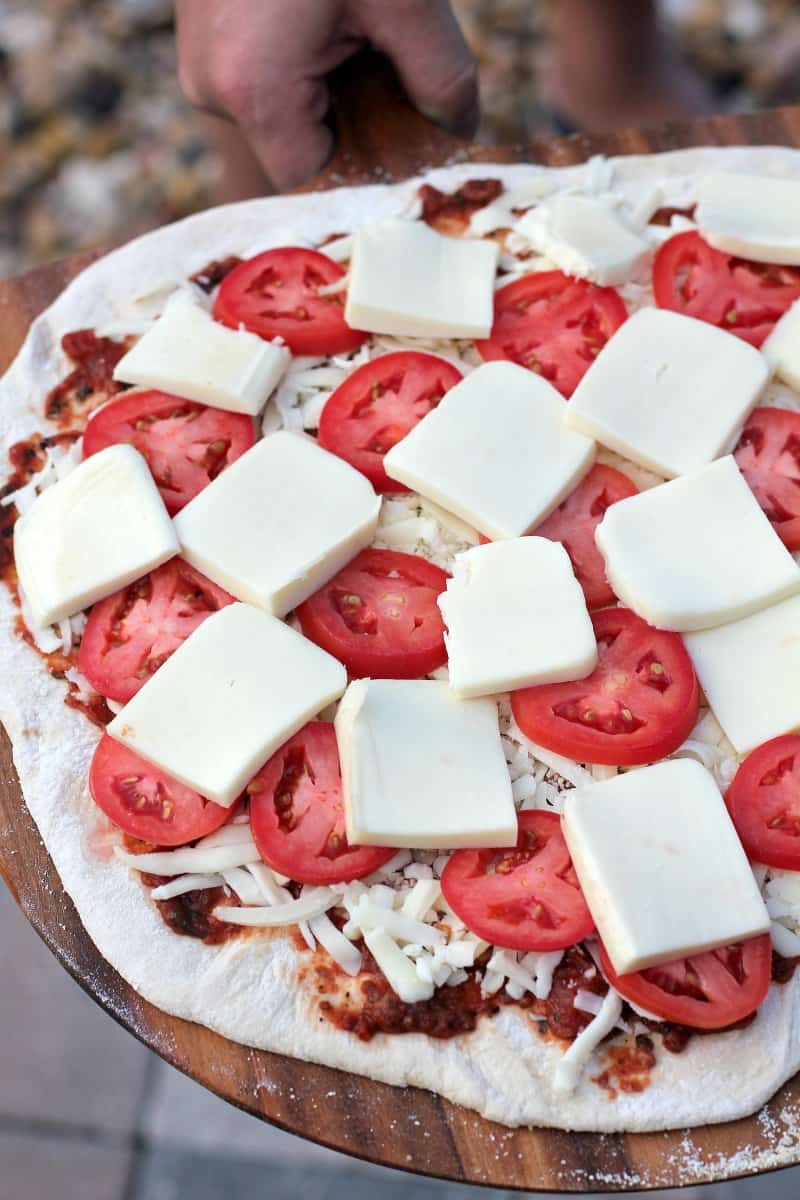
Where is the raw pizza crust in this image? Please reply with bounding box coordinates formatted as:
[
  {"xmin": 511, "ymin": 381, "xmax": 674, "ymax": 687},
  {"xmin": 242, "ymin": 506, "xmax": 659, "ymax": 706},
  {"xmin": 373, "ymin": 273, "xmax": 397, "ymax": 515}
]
[{"xmin": 3, "ymin": 146, "xmax": 800, "ymax": 1134}]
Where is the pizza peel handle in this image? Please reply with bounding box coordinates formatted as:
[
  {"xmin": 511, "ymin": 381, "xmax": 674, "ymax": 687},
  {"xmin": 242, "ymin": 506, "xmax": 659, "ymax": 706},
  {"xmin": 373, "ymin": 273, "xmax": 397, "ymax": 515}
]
[
  {"xmin": 6, "ymin": 105, "xmax": 800, "ymax": 1192},
  {"xmin": 308, "ymin": 50, "xmax": 469, "ymax": 189}
]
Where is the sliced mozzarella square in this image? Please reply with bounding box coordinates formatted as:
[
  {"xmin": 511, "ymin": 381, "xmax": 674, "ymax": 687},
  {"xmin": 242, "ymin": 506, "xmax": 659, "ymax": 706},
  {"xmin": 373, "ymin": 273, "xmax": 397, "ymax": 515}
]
[
  {"xmin": 113, "ymin": 292, "xmax": 290, "ymax": 415},
  {"xmin": 696, "ymin": 171, "xmax": 800, "ymax": 265},
  {"xmin": 684, "ymin": 594, "xmax": 800, "ymax": 754},
  {"xmin": 335, "ymin": 678, "xmax": 517, "ymax": 848},
  {"xmin": 383, "ymin": 362, "xmax": 595, "ymax": 539},
  {"xmin": 438, "ymin": 538, "xmax": 597, "ymax": 697},
  {"xmin": 514, "ymin": 193, "xmax": 650, "ymax": 285},
  {"xmin": 108, "ymin": 603, "xmax": 346, "ymax": 807},
  {"xmin": 174, "ymin": 431, "xmax": 380, "ymax": 617},
  {"xmin": 344, "ymin": 218, "xmax": 499, "ymax": 339},
  {"xmin": 562, "ymin": 759, "xmax": 769, "ymax": 975},
  {"xmin": 14, "ymin": 444, "xmax": 178, "ymax": 627},
  {"xmin": 762, "ymin": 298, "xmax": 800, "ymax": 390},
  {"xmin": 595, "ymin": 455, "xmax": 800, "ymax": 632},
  {"xmin": 566, "ymin": 308, "xmax": 768, "ymax": 478}
]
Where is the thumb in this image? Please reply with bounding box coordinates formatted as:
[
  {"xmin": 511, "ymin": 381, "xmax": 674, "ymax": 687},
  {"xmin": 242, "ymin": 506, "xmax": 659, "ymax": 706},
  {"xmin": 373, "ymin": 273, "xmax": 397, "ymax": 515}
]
[{"xmin": 364, "ymin": 0, "xmax": 479, "ymax": 137}]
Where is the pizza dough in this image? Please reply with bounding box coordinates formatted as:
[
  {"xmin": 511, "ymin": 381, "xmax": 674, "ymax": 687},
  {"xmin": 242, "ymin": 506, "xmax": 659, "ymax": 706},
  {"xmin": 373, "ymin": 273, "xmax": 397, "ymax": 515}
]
[{"xmin": 4, "ymin": 146, "xmax": 800, "ymax": 1133}]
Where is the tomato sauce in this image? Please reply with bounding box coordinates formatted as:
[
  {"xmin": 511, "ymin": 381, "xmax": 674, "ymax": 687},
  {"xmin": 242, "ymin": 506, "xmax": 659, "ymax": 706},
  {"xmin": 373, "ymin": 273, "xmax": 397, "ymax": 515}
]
[
  {"xmin": 592, "ymin": 1035, "xmax": 657, "ymax": 1099},
  {"xmin": 315, "ymin": 942, "xmax": 605, "ymax": 1044},
  {"xmin": 44, "ymin": 330, "xmax": 129, "ymax": 427},
  {"xmin": 316, "ymin": 944, "xmax": 501, "ymax": 1041},
  {"xmin": 772, "ymin": 951, "xmax": 800, "ymax": 984},
  {"xmin": 419, "ymin": 178, "xmax": 504, "ymax": 236},
  {"xmin": 529, "ymin": 945, "xmax": 607, "ymax": 1040},
  {"xmin": 142, "ymin": 873, "xmax": 239, "ymax": 945},
  {"xmin": 650, "ymin": 205, "xmax": 696, "ymax": 226},
  {"xmin": 189, "ymin": 256, "xmax": 243, "ymax": 294}
]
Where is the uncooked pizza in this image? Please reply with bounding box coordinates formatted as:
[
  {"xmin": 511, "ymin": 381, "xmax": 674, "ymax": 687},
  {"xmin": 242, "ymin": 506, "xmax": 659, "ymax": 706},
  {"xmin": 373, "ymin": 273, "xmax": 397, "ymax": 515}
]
[{"xmin": 5, "ymin": 147, "xmax": 800, "ymax": 1133}]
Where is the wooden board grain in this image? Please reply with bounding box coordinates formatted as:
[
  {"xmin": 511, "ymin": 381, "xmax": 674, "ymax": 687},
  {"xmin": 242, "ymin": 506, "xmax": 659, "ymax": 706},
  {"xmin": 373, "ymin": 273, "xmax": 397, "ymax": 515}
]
[{"xmin": 4, "ymin": 56, "xmax": 800, "ymax": 1189}]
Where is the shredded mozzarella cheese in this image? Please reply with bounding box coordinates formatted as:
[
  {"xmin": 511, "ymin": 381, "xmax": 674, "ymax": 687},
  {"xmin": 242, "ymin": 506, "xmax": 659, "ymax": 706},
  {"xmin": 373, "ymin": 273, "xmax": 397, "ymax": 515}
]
[
  {"xmin": 214, "ymin": 886, "xmax": 336, "ymax": 927},
  {"xmin": 363, "ymin": 927, "xmax": 434, "ymax": 1003},
  {"xmin": 308, "ymin": 912, "xmax": 362, "ymax": 976},
  {"xmin": 553, "ymin": 988, "xmax": 624, "ymax": 1096},
  {"xmin": 150, "ymin": 874, "xmax": 224, "ymax": 901},
  {"xmin": 400, "ymin": 878, "xmax": 442, "ymax": 922},
  {"xmin": 319, "ymin": 234, "xmax": 354, "ymax": 262},
  {"xmin": 116, "ymin": 840, "xmax": 259, "ymax": 876}
]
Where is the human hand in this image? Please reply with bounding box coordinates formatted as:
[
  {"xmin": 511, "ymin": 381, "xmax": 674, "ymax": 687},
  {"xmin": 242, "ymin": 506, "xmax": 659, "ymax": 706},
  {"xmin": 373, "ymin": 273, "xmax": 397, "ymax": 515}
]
[{"xmin": 176, "ymin": 0, "xmax": 479, "ymax": 191}]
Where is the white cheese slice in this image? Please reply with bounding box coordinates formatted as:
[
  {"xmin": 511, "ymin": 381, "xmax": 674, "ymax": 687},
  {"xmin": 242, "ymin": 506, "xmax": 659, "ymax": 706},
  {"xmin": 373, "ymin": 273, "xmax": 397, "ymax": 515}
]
[
  {"xmin": 335, "ymin": 678, "xmax": 517, "ymax": 848},
  {"xmin": 684, "ymin": 593, "xmax": 800, "ymax": 754},
  {"xmin": 14, "ymin": 443, "xmax": 178, "ymax": 627},
  {"xmin": 108, "ymin": 603, "xmax": 346, "ymax": 807},
  {"xmin": 344, "ymin": 218, "xmax": 499, "ymax": 339},
  {"xmin": 566, "ymin": 308, "xmax": 768, "ymax": 478},
  {"xmin": 384, "ymin": 362, "xmax": 595, "ymax": 539},
  {"xmin": 562, "ymin": 759, "xmax": 770, "ymax": 975},
  {"xmin": 113, "ymin": 292, "xmax": 290, "ymax": 415},
  {"xmin": 174, "ymin": 431, "xmax": 380, "ymax": 617},
  {"xmin": 514, "ymin": 193, "xmax": 650, "ymax": 285},
  {"xmin": 438, "ymin": 538, "xmax": 597, "ymax": 697},
  {"xmin": 696, "ymin": 171, "xmax": 800, "ymax": 265},
  {"xmin": 762, "ymin": 297, "xmax": 800, "ymax": 390},
  {"xmin": 595, "ymin": 455, "xmax": 800, "ymax": 632}
]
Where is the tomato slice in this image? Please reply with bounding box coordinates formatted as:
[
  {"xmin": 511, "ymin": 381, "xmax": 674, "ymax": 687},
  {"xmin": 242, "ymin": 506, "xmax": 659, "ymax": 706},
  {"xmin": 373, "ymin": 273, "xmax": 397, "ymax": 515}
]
[
  {"xmin": 733, "ymin": 407, "xmax": 800, "ymax": 551},
  {"xmin": 599, "ymin": 935, "xmax": 772, "ymax": 1030},
  {"xmin": 213, "ymin": 247, "xmax": 367, "ymax": 355},
  {"xmin": 476, "ymin": 271, "xmax": 628, "ymax": 397},
  {"xmin": 82, "ymin": 389, "xmax": 254, "ymax": 515},
  {"xmin": 89, "ymin": 734, "xmax": 232, "ymax": 847},
  {"xmin": 79, "ymin": 558, "xmax": 234, "ymax": 704},
  {"xmin": 318, "ymin": 351, "xmax": 463, "ymax": 491},
  {"xmin": 295, "ymin": 547, "xmax": 449, "ymax": 679},
  {"xmin": 652, "ymin": 230, "xmax": 800, "ymax": 348},
  {"xmin": 511, "ymin": 607, "xmax": 699, "ymax": 766},
  {"xmin": 441, "ymin": 810, "xmax": 594, "ymax": 953},
  {"xmin": 533, "ymin": 464, "xmax": 638, "ymax": 609},
  {"xmin": 249, "ymin": 722, "xmax": 395, "ymax": 885},
  {"xmin": 727, "ymin": 734, "xmax": 800, "ymax": 869}
]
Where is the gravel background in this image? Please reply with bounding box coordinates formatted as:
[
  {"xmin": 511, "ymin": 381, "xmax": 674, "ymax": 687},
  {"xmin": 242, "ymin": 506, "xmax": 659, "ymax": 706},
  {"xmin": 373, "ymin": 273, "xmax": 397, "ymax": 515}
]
[{"xmin": 2, "ymin": 0, "xmax": 800, "ymax": 276}]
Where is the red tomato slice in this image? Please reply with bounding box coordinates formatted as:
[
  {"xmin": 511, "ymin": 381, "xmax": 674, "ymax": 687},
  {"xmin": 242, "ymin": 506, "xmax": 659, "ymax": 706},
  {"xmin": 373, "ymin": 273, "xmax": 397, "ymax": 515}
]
[
  {"xmin": 249, "ymin": 722, "xmax": 395, "ymax": 885},
  {"xmin": 599, "ymin": 935, "xmax": 772, "ymax": 1030},
  {"xmin": 79, "ymin": 559, "xmax": 234, "ymax": 704},
  {"xmin": 89, "ymin": 734, "xmax": 232, "ymax": 847},
  {"xmin": 511, "ymin": 607, "xmax": 699, "ymax": 766},
  {"xmin": 475, "ymin": 271, "xmax": 628, "ymax": 397},
  {"xmin": 727, "ymin": 734, "xmax": 800, "ymax": 869},
  {"xmin": 533, "ymin": 464, "xmax": 638, "ymax": 609},
  {"xmin": 295, "ymin": 547, "xmax": 449, "ymax": 679},
  {"xmin": 441, "ymin": 811, "xmax": 594, "ymax": 953},
  {"xmin": 652, "ymin": 230, "xmax": 800, "ymax": 348},
  {"xmin": 82, "ymin": 389, "xmax": 254, "ymax": 515},
  {"xmin": 213, "ymin": 247, "xmax": 367, "ymax": 356},
  {"xmin": 733, "ymin": 407, "xmax": 800, "ymax": 551},
  {"xmin": 318, "ymin": 351, "xmax": 463, "ymax": 491}
]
